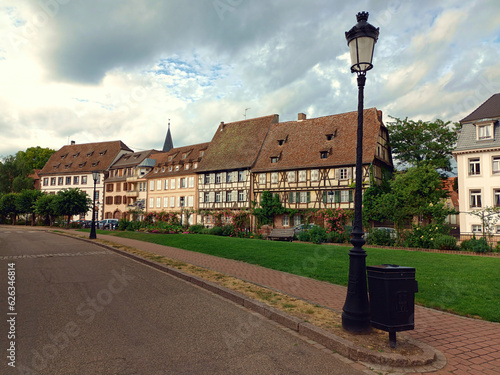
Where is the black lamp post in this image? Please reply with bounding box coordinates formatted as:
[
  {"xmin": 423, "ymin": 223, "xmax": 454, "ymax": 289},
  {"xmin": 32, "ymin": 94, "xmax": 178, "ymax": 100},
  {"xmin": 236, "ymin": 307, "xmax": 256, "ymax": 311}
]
[
  {"xmin": 342, "ymin": 11, "xmax": 379, "ymax": 333},
  {"xmin": 89, "ymin": 171, "xmax": 99, "ymax": 239}
]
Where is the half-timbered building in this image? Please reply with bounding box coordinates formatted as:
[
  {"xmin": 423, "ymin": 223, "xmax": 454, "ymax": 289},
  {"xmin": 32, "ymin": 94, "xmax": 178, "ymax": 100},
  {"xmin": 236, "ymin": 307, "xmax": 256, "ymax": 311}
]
[
  {"xmin": 196, "ymin": 115, "xmax": 279, "ymax": 225},
  {"xmin": 251, "ymin": 109, "xmax": 393, "ymax": 228}
]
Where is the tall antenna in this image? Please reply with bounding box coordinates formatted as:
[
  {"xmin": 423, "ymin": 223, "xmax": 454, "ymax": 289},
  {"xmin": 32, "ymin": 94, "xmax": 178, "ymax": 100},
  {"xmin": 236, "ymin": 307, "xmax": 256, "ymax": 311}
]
[{"xmin": 244, "ymin": 108, "xmax": 251, "ymax": 119}]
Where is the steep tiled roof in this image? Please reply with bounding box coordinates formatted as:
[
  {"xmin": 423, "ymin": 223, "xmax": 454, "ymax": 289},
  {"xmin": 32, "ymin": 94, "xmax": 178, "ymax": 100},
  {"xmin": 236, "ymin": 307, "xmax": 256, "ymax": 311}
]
[
  {"xmin": 460, "ymin": 93, "xmax": 500, "ymax": 123},
  {"xmin": 197, "ymin": 115, "xmax": 279, "ymax": 172},
  {"xmin": 39, "ymin": 141, "xmax": 133, "ymax": 176},
  {"xmin": 145, "ymin": 142, "xmax": 210, "ymax": 178},
  {"xmin": 252, "ymin": 108, "xmax": 387, "ymax": 172}
]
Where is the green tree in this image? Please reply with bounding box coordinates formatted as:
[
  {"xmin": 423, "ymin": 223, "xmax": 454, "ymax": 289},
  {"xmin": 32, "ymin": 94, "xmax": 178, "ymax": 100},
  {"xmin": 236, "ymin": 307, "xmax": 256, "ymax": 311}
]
[
  {"xmin": 53, "ymin": 189, "xmax": 91, "ymax": 228},
  {"xmin": 467, "ymin": 206, "xmax": 500, "ymax": 242},
  {"xmin": 35, "ymin": 194, "xmax": 58, "ymax": 227},
  {"xmin": 0, "ymin": 193, "xmax": 20, "ymax": 224},
  {"xmin": 386, "ymin": 117, "xmax": 460, "ymax": 171},
  {"xmin": 16, "ymin": 189, "xmax": 43, "ymax": 225},
  {"xmin": 364, "ymin": 164, "xmax": 455, "ymax": 232},
  {"xmin": 252, "ymin": 191, "xmax": 285, "ymax": 227},
  {"xmin": 16, "ymin": 146, "xmax": 56, "ymax": 171}
]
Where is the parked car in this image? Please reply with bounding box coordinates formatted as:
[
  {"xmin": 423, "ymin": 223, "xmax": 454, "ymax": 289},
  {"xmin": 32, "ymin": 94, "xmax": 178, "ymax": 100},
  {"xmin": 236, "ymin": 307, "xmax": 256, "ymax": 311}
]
[
  {"xmin": 98, "ymin": 219, "xmax": 119, "ymax": 229},
  {"xmin": 366, "ymin": 227, "xmax": 397, "ymax": 239},
  {"xmin": 293, "ymin": 223, "xmax": 317, "ymax": 234}
]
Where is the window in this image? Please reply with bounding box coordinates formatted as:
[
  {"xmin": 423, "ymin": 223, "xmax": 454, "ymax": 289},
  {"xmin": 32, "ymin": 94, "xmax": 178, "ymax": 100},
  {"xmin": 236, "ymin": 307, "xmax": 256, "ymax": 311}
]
[
  {"xmin": 470, "ymin": 190, "xmax": 482, "ymax": 208},
  {"xmin": 283, "ymin": 215, "xmax": 290, "ymax": 227},
  {"xmin": 226, "ymin": 191, "xmax": 233, "ymax": 202},
  {"xmin": 116, "ymin": 182, "xmax": 121, "ymax": 192},
  {"xmin": 311, "ymin": 170, "xmax": 319, "ymax": 181},
  {"xmin": 271, "ymin": 172, "xmax": 279, "ymax": 184},
  {"xmin": 49, "ymin": 177, "xmax": 55, "ymax": 186},
  {"xmin": 215, "ymin": 192, "xmax": 221, "ymax": 203},
  {"xmin": 477, "ymin": 124, "xmax": 493, "ymax": 140},
  {"xmin": 204, "ymin": 174, "xmax": 210, "ymax": 184},
  {"xmin": 66, "ymin": 177, "xmax": 71, "ymax": 185},
  {"xmin": 180, "ymin": 178, "xmax": 187, "ymax": 188},
  {"xmin": 289, "ymin": 192, "xmax": 297, "ymax": 204},
  {"xmin": 107, "ymin": 184, "xmax": 114, "ymax": 192},
  {"xmin": 170, "ymin": 179, "xmax": 175, "ymax": 189},
  {"xmin": 469, "ymin": 158, "xmax": 481, "ymax": 175},
  {"xmin": 278, "ymin": 139, "xmax": 285, "ymax": 146},
  {"xmin": 299, "ymin": 192, "xmax": 308, "ymax": 203},
  {"xmin": 179, "ymin": 197, "xmax": 186, "ymax": 207},
  {"xmin": 94, "ymin": 191, "xmax": 99, "ymax": 202},
  {"xmin": 326, "ymin": 134, "xmax": 334, "ymax": 141},
  {"xmin": 170, "ymin": 197, "xmax": 175, "ymax": 208},
  {"xmin": 340, "ymin": 168, "xmax": 348, "ymax": 180},
  {"xmin": 226, "ymin": 172, "xmax": 232, "ymax": 183},
  {"xmin": 114, "ymin": 196, "xmax": 122, "ymax": 205},
  {"xmin": 164, "ymin": 180, "xmax": 169, "ymax": 190},
  {"xmin": 164, "ymin": 197, "xmax": 168, "ymax": 208},
  {"xmin": 189, "ymin": 177, "xmax": 194, "ymax": 188},
  {"xmin": 81, "ymin": 176, "xmax": 87, "ymax": 184},
  {"xmin": 238, "ymin": 190, "xmax": 245, "ymax": 202},
  {"xmin": 493, "ymin": 157, "xmax": 500, "ymax": 174},
  {"xmin": 341, "ymin": 190, "xmax": 351, "ymax": 203},
  {"xmin": 73, "ymin": 176, "xmax": 79, "ymax": 185},
  {"xmin": 494, "ymin": 189, "xmax": 500, "ymax": 207},
  {"xmin": 204, "ymin": 192, "xmax": 210, "ymax": 203},
  {"xmin": 294, "ymin": 214, "xmax": 301, "ymax": 226},
  {"xmin": 149, "ymin": 181, "xmax": 154, "ymax": 191},
  {"xmin": 238, "ymin": 170, "xmax": 246, "ymax": 182},
  {"xmin": 271, "ymin": 157, "xmax": 279, "ymax": 163},
  {"xmin": 149, "ymin": 198, "xmax": 154, "ymax": 208},
  {"xmin": 199, "ymin": 150, "xmax": 204, "ymax": 157},
  {"xmin": 298, "ymin": 170, "xmax": 306, "ymax": 182},
  {"xmin": 320, "ymin": 151, "xmax": 329, "ymax": 159},
  {"xmin": 43, "ymin": 178, "xmax": 48, "ymax": 186},
  {"xmin": 287, "ymin": 171, "xmax": 296, "ymax": 182},
  {"xmin": 259, "ymin": 173, "xmax": 266, "ymax": 185},
  {"xmin": 58, "ymin": 177, "xmax": 64, "ymax": 185},
  {"xmin": 188, "ymin": 196, "xmax": 194, "ymax": 207},
  {"xmin": 106, "ymin": 197, "xmax": 113, "ymax": 205},
  {"xmin": 157, "ymin": 180, "xmax": 162, "ymax": 190},
  {"xmin": 472, "ymin": 224, "xmax": 482, "ymax": 233},
  {"xmin": 215, "ymin": 173, "xmax": 221, "ymax": 184}
]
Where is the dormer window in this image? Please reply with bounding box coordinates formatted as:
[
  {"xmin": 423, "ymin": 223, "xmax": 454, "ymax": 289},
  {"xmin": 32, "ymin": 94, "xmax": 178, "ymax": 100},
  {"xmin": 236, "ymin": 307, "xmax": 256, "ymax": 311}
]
[
  {"xmin": 182, "ymin": 153, "xmax": 187, "ymax": 159},
  {"xmin": 278, "ymin": 139, "xmax": 285, "ymax": 146},
  {"xmin": 175, "ymin": 165, "xmax": 180, "ymax": 171},
  {"xmin": 477, "ymin": 123, "xmax": 493, "ymax": 140},
  {"xmin": 199, "ymin": 151, "xmax": 204, "ymax": 157},
  {"xmin": 87, "ymin": 151, "xmax": 94, "ymax": 157},
  {"xmin": 271, "ymin": 157, "xmax": 279, "ymax": 163},
  {"xmin": 79, "ymin": 162, "xmax": 86, "ymax": 168},
  {"xmin": 320, "ymin": 151, "xmax": 329, "ymax": 159},
  {"xmin": 73, "ymin": 152, "xmax": 80, "ymax": 158},
  {"xmin": 326, "ymin": 134, "xmax": 334, "ymax": 141},
  {"xmin": 61, "ymin": 153, "xmax": 68, "ymax": 159},
  {"xmin": 168, "ymin": 156, "xmax": 173, "ymax": 161},
  {"xmin": 99, "ymin": 150, "xmax": 107, "ymax": 156},
  {"xmin": 169, "ymin": 166, "xmax": 173, "ymax": 171},
  {"xmin": 92, "ymin": 161, "xmax": 100, "ymax": 167}
]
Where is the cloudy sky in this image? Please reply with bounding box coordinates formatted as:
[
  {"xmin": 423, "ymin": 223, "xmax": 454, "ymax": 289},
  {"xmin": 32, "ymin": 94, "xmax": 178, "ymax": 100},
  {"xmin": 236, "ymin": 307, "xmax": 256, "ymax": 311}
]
[{"xmin": 1, "ymin": 0, "xmax": 499, "ymax": 159}]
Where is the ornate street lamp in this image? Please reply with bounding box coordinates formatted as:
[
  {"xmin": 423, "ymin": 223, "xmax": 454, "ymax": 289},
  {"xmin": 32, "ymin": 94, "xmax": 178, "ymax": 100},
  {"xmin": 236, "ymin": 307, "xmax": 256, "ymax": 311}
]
[
  {"xmin": 89, "ymin": 171, "xmax": 99, "ymax": 239},
  {"xmin": 342, "ymin": 11, "xmax": 379, "ymax": 333}
]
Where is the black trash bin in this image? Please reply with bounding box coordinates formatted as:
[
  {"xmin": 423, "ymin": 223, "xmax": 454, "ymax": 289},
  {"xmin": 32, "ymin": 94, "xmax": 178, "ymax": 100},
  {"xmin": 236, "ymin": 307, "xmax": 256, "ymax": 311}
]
[{"xmin": 367, "ymin": 264, "xmax": 418, "ymax": 347}]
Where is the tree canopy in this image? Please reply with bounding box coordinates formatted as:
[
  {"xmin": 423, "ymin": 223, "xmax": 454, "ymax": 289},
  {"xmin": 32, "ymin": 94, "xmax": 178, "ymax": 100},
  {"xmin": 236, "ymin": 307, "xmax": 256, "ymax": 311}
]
[
  {"xmin": 53, "ymin": 188, "xmax": 92, "ymax": 228},
  {"xmin": 386, "ymin": 117, "xmax": 460, "ymax": 171}
]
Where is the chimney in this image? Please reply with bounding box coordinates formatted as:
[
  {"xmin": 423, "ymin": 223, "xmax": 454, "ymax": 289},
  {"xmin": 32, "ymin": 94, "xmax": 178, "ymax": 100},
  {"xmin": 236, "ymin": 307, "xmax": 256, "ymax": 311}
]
[
  {"xmin": 220, "ymin": 122, "xmax": 225, "ymax": 131},
  {"xmin": 298, "ymin": 113, "xmax": 306, "ymax": 121},
  {"xmin": 71, "ymin": 140, "xmax": 75, "ymax": 145}
]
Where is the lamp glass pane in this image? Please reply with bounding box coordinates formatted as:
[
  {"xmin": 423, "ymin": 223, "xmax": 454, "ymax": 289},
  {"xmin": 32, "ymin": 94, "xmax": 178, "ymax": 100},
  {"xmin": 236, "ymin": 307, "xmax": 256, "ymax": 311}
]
[{"xmin": 348, "ymin": 36, "xmax": 375, "ymax": 72}]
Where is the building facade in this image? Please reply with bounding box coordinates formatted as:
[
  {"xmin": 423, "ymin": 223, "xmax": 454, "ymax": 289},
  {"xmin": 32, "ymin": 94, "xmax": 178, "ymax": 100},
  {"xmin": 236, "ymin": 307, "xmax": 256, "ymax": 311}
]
[
  {"xmin": 196, "ymin": 115, "xmax": 280, "ymax": 226},
  {"xmin": 103, "ymin": 150, "xmax": 157, "ymax": 220},
  {"xmin": 39, "ymin": 141, "xmax": 133, "ymax": 221},
  {"xmin": 144, "ymin": 143, "xmax": 209, "ymax": 225},
  {"xmin": 454, "ymin": 93, "xmax": 500, "ymax": 241},
  {"xmin": 251, "ymin": 109, "xmax": 393, "ymax": 228}
]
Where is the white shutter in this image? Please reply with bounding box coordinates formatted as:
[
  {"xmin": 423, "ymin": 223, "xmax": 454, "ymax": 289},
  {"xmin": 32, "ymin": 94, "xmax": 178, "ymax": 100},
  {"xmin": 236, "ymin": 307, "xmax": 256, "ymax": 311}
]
[
  {"xmin": 188, "ymin": 196, "xmax": 194, "ymax": 207},
  {"xmin": 243, "ymin": 190, "xmax": 247, "ymax": 202},
  {"xmin": 221, "ymin": 172, "xmax": 227, "ymax": 183},
  {"xmin": 210, "ymin": 173, "xmax": 215, "ymax": 184},
  {"xmin": 199, "ymin": 192, "xmax": 204, "ymax": 203},
  {"xmin": 232, "ymin": 171, "xmax": 238, "ymax": 182},
  {"xmin": 335, "ymin": 169, "xmax": 340, "ymax": 180},
  {"xmin": 171, "ymin": 179, "xmax": 175, "ymax": 189},
  {"xmin": 232, "ymin": 191, "xmax": 237, "ymax": 202},
  {"xmin": 177, "ymin": 178, "xmax": 181, "ymax": 189},
  {"xmin": 222, "ymin": 190, "xmax": 226, "ymax": 202},
  {"xmin": 177, "ymin": 197, "xmax": 180, "ymax": 207},
  {"xmin": 209, "ymin": 192, "xmax": 215, "ymax": 202}
]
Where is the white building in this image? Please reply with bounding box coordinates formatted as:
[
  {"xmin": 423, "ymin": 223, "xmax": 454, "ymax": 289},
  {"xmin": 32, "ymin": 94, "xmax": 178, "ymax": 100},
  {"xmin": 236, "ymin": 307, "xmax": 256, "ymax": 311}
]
[{"xmin": 454, "ymin": 93, "xmax": 500, "ymax": 240}]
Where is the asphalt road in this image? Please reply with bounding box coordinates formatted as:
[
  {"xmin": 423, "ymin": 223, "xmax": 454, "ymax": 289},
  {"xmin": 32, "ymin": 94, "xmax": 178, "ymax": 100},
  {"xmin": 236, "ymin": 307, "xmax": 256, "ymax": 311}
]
[{"xmin": 0, "ymin": 228, "xmax": 364, "ymax": 375}]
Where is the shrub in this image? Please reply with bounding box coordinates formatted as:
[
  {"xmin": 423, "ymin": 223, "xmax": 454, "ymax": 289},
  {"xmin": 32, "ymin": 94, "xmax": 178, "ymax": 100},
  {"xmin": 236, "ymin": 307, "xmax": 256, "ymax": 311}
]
[
  {"xmin": 118, "ymin": 219, "xmax": 131, "ymax": 231},
  {"xmin": 327, "ymin": 230, "xmax": 350, "ymax": 243},
  {"xmin": 460, "ymin": 236, "xmax": 490, "ymax": 253},
  {"xmin": 309, "ymin": 226, "xmax": 327, "ymax": 244},
  {"xmin": 221, "ymin": 224, "xmax": 236, "ymax": 237},
  {"xmin": 366, "ymin": 228, "xmax": 395, "ymax": 247},
  {"xmin": 297, "ymin": 231, "xmax": 310, "ymax": 242},
  {"xmin": 188, "ymin": 224, "xmax": 205, "ymax": 234},
  {"xmin": 433, "ymin": 234, "xmax": 458, "ymax": 250},
  {"xmin": 209, "ymin": 226, "xmax": 223, "ymax": 236}
]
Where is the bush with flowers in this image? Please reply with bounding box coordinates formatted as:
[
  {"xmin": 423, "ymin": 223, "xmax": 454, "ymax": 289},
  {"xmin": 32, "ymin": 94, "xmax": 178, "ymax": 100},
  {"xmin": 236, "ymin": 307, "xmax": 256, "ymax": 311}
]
[
  {"xmin": 313, "ymin": 208, "xmax": 352, "ymax": 236},
  {"xmin": 400, "ymin": 223, "xmax": 450, "ymax": 249}
]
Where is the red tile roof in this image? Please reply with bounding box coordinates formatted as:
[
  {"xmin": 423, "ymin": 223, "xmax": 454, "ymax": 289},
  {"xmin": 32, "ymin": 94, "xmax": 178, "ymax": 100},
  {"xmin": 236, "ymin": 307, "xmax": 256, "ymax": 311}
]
[
  {"xmin": 145, "ymin": 142, "xmax": 210, "ymax": 178},
  {"xmin": 39, "ymin": 141, "xmax": 133, "ymax": 176},
  {"xmin": 252, "ymin": 108, "xmax": 387, "ymax": 172},
  {"xmin": 197, "ymin": 115, "xmax": 279, "ymax": 172}
]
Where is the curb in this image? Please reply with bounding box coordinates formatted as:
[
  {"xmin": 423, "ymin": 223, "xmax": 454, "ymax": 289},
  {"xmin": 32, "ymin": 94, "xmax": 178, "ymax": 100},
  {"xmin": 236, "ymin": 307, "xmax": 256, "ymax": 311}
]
[{"xmin": 59, "ymin": 233, "xmax": 446, "ymax": 370}]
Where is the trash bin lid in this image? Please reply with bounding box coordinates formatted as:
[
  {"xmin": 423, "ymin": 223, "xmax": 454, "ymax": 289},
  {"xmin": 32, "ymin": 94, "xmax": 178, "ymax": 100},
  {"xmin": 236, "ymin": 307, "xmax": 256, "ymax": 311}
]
[{"xmin": 367, "ymin": 264, "xmax": 415, "ymax": 271}]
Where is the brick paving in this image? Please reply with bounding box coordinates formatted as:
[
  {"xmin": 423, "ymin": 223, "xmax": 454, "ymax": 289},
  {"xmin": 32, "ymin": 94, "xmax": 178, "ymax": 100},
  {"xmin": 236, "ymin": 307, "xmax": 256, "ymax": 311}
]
[{"xmin": 81, "ymin": 233, "xmax": 500, "ymax": 375}]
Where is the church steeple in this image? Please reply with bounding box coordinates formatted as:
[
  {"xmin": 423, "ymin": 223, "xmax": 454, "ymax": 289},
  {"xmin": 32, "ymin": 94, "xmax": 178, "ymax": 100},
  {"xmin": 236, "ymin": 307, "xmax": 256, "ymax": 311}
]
[{"xmin": 162, "ymin": 119, "xmax": 174, "ymax": 152}]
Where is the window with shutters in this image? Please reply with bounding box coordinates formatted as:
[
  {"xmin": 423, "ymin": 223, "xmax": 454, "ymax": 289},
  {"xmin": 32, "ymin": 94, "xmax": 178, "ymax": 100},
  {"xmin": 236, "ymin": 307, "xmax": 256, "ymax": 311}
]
[
  {"xmin": 215, "ymin": 173, "xmax": 221, "ymax": 184},
  {"xmin": 226, "ymin": 191, "xmax": 232, "ymax": 202},
  {"xmin": 341, "ymin": 190, "xmax": 351, "ymax": 203},
  {"xmin": 188, "ymin": 196, "xmax": 194, "ymax": 207},
  {"xmin": 157, "ymin": 180, "xmax": 162, "ymax": 190},
  {"xmin": 283, "ymin": 215, "xmax": 289, "ymax": 226},
  {"xmin": 215, "ymin": 192, "xmax": 221, "ymax": 203},
  {"xmin": 226, "ymin": 172, "xmax": 233, "ymax": 183},
  {"xmin": 238, "ymin": 170, "xmax": 246, "ymax": 182},
  {"xmin": 188, "ymin": 177, "xmax": 194, "ymax": 188},
  {"xmin": 170, "ymin": 179, "xmax": 176, "ymax": 189},
  {"xmin": 164, "ymin": 179, "xmax": 169, "ymax": 189},
  {"xmin": 170, "ymin": 197, "xmax": 175, "ymax": 208},
  {"xmin": 164, "ymin": 197, "xmax": 168, "ymax": 207},
  {"xmin": 238, "ymin": 190, "xmax": 245, "ymax": 202}
]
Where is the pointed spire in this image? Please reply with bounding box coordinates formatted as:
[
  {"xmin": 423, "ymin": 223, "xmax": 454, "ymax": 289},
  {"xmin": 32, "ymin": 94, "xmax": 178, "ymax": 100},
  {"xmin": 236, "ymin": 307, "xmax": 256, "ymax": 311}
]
[{"xmin": 162, "ymin": 119, "xmax": 174, "ymax": 152}]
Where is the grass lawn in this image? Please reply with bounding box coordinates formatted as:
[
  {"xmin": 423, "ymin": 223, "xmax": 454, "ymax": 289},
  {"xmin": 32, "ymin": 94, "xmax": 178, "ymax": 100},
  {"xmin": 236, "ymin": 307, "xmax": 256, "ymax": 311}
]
[{"xmin": 94, "ymin": 230, "xmax": 500, "ymax": 323}]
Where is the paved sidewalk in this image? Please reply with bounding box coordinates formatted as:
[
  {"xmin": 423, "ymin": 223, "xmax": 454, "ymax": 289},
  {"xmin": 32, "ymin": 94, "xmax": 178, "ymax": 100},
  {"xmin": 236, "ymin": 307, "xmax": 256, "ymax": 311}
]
[{"xmin": 80, "ymin": 233, "xmax": 499, "ymax": 375}]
